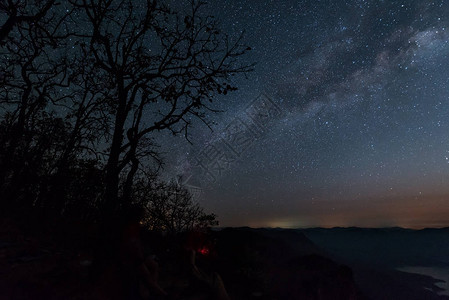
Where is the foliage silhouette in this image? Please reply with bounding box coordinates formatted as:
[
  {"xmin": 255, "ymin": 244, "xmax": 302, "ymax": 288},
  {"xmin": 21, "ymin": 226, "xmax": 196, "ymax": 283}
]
[
  {"xmin": 0, "ymin": 0, "xmax": 252, "ymax": 222},
  {"xmin": 135, "ymin": 179, "xmax": 218, "ymax": 234}
]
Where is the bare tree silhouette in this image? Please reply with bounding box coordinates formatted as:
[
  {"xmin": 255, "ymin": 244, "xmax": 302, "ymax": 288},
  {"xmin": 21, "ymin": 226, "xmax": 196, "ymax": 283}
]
[
  {"xmin": 0, "ymin": 0, "xmax": 56, "ymax": 43},
  {"xmin": 0, "ymin": 0, "xmax": 252, "ymax": 222},
  {"xmin": 69, "ymin": 0, "xmax": 254, "ymax": 215},
  {"xmin": 0, "ymin": 1, "xmax": 76, "ymax": 212}
]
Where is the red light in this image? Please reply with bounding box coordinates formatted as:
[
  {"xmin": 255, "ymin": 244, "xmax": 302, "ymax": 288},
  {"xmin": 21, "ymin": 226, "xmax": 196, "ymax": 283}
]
[{"xmin": 198, "ymin": 247, "xmax": 209, "ymax": 255}]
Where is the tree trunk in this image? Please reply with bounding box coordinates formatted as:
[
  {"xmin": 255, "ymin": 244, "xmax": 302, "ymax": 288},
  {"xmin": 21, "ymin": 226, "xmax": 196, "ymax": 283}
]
[{"xmin": 102, "ymin": 75, "xmax": 127, "ymax": 216}]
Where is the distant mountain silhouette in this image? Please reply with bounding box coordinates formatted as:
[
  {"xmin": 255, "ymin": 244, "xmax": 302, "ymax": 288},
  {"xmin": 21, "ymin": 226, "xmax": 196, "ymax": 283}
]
[
  {"xmin": 300, "ymin": 227, "xmax": 449, "ymax": 268},
  {"xmin": 300, "ymin": 227, "xmax": 449, "ymax": 300}
]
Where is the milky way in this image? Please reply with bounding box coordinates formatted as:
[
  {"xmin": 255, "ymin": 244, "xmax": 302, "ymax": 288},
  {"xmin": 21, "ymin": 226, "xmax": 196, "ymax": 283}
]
[{"xmin": 158, "ymin": 0, "xmax": 449, "ymax": 228}]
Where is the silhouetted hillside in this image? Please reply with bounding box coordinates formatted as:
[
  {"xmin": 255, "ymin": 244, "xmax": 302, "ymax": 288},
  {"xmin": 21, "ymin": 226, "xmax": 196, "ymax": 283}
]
[
  {"xmin": 301, "ymin": 227, "xmax": 449, "ymax": 300},
  {"xmin": 211, "ymin": 227, "xmax": 365, "ymax": 299}
]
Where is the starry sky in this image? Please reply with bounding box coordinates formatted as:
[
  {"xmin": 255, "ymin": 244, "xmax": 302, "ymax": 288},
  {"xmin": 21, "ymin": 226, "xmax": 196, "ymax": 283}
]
[{"xmin": 158, "ymin": 0, "xmax": 449, "ymax": 229}]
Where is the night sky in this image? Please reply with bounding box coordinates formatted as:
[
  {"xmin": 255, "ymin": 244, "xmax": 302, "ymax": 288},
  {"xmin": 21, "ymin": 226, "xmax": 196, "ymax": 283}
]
[{"xmin": 157, "ymin": 0, "xmax": 449, "ymax": 229}]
